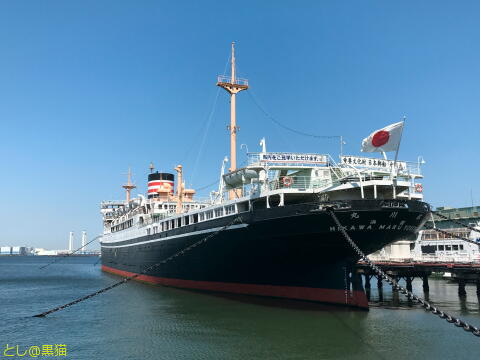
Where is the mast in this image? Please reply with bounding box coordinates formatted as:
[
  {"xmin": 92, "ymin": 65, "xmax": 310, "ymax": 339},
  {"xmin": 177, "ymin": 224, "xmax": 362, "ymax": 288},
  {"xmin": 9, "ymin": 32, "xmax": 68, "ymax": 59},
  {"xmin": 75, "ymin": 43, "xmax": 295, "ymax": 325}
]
[
  {"xmin": 175, "ymin": 165, "xmax": 184, "ymax": 214},
  {"xmin": 217, "ymin": 42, "xmax": 249, "ymax": 199},
  {"xmin": 217, "ymin": 42, "xmax": 247, "ymax": 172},
  {"xmin": 122, "ymin": 168, "xmax": 136, "ymax": 203}
]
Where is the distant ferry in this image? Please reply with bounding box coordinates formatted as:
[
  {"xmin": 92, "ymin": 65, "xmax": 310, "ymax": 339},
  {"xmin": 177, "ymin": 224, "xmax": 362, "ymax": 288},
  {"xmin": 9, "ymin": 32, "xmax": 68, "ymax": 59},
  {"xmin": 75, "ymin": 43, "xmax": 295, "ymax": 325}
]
[
  {"xmin": 412, "ymin": 225, "xmax": 480, "ymax": 263},
  {"xmin": 99, "ymin": 44, "xmax": 430, "ymax": 309}
]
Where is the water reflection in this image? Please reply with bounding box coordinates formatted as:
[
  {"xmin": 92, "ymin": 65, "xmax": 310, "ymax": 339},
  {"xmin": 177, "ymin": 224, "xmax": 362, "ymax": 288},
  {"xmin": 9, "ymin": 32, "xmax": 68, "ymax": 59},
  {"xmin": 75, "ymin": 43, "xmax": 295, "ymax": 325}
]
[{"xmin": 2, "ymin": 257, "xmax": 480, "ymax": 360}]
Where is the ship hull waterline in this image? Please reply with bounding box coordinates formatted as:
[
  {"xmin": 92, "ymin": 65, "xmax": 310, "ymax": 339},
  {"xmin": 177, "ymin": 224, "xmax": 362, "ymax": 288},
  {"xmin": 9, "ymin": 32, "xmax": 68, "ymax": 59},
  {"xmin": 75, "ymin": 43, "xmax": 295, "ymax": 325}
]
[{"xmin": 100, "ymin": 199, "xmax": 430, "ymax": 310}]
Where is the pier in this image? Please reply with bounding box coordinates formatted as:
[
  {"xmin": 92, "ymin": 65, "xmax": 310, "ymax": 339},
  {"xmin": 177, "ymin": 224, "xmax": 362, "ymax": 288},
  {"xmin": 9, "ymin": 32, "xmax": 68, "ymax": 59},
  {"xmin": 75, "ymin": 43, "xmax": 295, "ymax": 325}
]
[{"xmin": 357, "ymin": 261, "xmax": 480, "ymax": 298}]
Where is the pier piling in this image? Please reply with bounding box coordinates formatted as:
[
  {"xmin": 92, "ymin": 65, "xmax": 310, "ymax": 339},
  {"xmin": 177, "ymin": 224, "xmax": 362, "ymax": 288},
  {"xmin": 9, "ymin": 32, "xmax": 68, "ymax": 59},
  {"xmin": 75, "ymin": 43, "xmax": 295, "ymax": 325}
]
[
  {"xmin": 364, "ymin": 275, "xmax": 371, "ymax": 290},
  {"xmin": 377, "ymin": 276, "xmax": 383, "ymax": 289},
  {"xmin": 458, "ymin": 278, "xmax": 467, "ymax": 297},
  {"xmin": 392, "ymin": 276, "xmax": 399, "ymax": 292},
  {"xmin": 422, "ymin": 275, "xmax": 429, "ymax": 292},
  {"xmin": 406, "ymin": 277, "xmax": 413, "ymax": 292}
]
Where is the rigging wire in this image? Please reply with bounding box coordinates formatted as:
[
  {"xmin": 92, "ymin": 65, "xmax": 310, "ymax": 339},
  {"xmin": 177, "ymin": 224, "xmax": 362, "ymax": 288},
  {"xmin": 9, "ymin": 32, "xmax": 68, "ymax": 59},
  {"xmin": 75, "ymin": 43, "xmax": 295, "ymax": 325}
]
[
  {"xmin": 191, "ymin": 54, "xmax": 232, "ymax": 185},
  {"xmin": 247, "ymin": 90, "xmax": 341, "ymax": 140}
]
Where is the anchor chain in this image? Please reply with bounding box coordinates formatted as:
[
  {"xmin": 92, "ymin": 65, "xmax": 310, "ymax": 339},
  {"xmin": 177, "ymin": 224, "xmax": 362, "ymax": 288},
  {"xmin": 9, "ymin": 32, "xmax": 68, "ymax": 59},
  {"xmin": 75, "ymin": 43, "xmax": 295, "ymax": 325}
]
[
  {"xmin": 33, "ymin": 216, "xmax": 243, "ymax": 317},
  {"xmin": 327, "ymin": 208, "xmax": 480, "ymax": 338},
  {"xmin": 39, "ymin": 235, "xmax": 103, "ymax": 269},
  {"xmin": 432, "ymin": 212, "xmax": 480, "ymax": 234}
]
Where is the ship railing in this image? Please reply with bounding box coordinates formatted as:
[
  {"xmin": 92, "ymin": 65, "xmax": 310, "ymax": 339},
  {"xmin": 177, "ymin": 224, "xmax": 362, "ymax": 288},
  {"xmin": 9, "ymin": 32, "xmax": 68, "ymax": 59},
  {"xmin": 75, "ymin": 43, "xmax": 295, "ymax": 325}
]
[
  {"xmin": 268, "ymin": 176, "xmax": 331, "ymax": 191},
  {"xmin": 101, "ymin": 200, "xmax": 126, "ymax": 208},
  {"xmin": 412, "ymin": 253, "xmax": 480, "ymax": 263},
  {"xmin": 216, "ymin": 75, "xmax": 248, "ymax": 87}
]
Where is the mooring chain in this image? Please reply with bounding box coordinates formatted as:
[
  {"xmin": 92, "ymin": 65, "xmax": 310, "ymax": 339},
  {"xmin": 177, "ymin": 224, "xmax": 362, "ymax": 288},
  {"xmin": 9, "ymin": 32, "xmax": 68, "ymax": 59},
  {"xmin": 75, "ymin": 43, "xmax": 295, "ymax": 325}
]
[
  {"xmin": 432, "ymin": 212, "xmax": 480, "ymax": 234},
  {"xmin": 424, "ymin": 223, "xmax": 480, "ymax": 247},
  {"xmin": 327, "ymin": 208, "xmax": 480, "ymax": 338},
  {"xmin": 33, "ymin": 216, "xmax": 243, "ymax": 317},
  {"xmin": 39, "ymin": 235, "xmax": 103, "ymax": 269}
]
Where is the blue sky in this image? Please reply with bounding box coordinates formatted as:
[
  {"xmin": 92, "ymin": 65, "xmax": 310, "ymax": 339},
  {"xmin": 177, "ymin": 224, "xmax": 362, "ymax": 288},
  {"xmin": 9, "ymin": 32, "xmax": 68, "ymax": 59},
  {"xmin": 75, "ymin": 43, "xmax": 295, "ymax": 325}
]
[{"xmin": 1, "ymin": 1, "xmax": 479, "ymax": 249}]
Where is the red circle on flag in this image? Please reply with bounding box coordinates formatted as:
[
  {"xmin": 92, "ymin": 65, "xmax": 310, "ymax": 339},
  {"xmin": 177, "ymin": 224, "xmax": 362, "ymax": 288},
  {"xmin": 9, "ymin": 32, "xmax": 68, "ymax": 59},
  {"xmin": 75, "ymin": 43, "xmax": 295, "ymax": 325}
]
[{"xmin": 372, "ymin": 130, "xmax": 390, "ymax": 147}]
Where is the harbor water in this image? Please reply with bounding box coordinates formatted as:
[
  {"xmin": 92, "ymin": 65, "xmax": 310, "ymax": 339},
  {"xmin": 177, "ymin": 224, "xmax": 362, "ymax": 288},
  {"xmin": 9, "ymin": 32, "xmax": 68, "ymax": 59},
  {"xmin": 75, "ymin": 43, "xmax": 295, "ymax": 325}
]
[{"xmin": 1, "ymin": 256, "xmax": 479, "ymax": 359}]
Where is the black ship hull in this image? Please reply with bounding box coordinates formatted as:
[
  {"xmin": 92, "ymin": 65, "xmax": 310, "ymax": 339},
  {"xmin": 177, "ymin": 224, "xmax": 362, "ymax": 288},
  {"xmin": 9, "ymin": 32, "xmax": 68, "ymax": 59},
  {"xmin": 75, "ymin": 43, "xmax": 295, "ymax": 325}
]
[{"xmin": 101, "ymin": 199, "xmax": 430, "ymax": 309}]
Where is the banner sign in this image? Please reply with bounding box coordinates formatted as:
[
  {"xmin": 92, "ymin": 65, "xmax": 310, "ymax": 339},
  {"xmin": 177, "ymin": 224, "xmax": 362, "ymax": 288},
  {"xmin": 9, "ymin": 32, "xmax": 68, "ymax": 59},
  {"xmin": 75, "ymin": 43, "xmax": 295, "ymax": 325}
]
[
  {"xmin": 260, "ymin": 153, "xmax": 327, "ymax": 164},
  {"xmin": 341, "ymin": 155, "xmax": 407, "ymax": 171}
]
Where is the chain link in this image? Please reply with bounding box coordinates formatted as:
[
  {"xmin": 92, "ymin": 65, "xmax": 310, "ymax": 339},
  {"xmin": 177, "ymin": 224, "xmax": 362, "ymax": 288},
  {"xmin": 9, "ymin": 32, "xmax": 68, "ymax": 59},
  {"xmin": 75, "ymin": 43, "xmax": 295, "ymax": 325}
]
[
  {"xmin": 327, "ymin": 208, "xmax": 480, "ymax": 338},
  {"xmin": 33, "ymin": 216, "xmax": 243, "ymax": 317}
]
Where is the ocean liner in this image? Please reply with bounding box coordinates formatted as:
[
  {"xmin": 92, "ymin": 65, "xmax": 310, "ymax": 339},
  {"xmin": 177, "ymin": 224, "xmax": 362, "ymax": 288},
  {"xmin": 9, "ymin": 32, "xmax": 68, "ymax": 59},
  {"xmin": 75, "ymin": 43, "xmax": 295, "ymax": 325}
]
[{"xmin": 100, "ymin": 43, "xmax": 430, "ymax": 309}]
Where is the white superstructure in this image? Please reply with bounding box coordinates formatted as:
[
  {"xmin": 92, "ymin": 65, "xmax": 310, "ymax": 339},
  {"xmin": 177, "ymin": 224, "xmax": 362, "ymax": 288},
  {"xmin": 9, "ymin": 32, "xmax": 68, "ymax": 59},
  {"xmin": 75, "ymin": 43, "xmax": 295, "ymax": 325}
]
[{"xmin": 101, "ymin": 152, "xmax": 425, "ymax": 245}]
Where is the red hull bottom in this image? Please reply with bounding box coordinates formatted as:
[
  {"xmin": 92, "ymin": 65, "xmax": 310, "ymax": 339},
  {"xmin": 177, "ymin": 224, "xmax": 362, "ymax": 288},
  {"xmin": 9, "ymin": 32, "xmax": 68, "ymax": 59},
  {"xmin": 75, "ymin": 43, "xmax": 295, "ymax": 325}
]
[{"xmin": 102, "ymin": 265, "xmax": 369, "ymax": 309}]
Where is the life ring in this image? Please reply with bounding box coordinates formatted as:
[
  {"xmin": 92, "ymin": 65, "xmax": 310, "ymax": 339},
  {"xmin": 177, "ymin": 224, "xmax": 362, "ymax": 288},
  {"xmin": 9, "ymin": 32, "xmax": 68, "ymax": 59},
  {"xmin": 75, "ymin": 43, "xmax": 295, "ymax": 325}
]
[
  {"xmin": 282, "ymin": 176, "xmax": 294, "ymax": 187},
  {"xmin": 415, "ymin": 183, "xmax": 423, "ymax": 193}
]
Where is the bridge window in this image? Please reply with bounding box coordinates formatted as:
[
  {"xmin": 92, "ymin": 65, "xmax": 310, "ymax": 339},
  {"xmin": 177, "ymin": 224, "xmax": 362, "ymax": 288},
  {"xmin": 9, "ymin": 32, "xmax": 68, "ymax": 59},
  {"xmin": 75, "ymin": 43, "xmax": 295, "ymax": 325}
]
[
  {"xmin": 421, "ymin": 245, "xmax": 436, "ymax": 254},
  {"xmin": 438, "ymin": 245, "xmax": 444, "ymax": 251},
  {"xmin": 215, "ymin": 208, "xmax": 224, "ymax": 217},
  {"xmin": 452, "ymin": 245, "xmax": 459, "ymax": 251}
]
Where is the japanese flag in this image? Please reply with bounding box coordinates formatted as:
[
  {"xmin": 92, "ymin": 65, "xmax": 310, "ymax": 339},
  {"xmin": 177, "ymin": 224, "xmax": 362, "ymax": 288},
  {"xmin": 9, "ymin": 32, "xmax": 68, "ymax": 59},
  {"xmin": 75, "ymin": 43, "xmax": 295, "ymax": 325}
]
[{"xmin": 361, "ymin": 121, "xmax": 404, "ymax": 153}]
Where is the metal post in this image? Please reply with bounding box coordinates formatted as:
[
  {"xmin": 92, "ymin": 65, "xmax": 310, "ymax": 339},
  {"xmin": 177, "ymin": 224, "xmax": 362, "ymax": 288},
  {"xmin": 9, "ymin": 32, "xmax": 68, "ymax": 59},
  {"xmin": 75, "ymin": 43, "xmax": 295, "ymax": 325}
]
[
  {"xmin": 476, "ymin": 277, "xmax": 480, "ymax": 297},
  {"xmin": 377, "ymin": 275, "xmax": 383, "ymax": 289}
]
